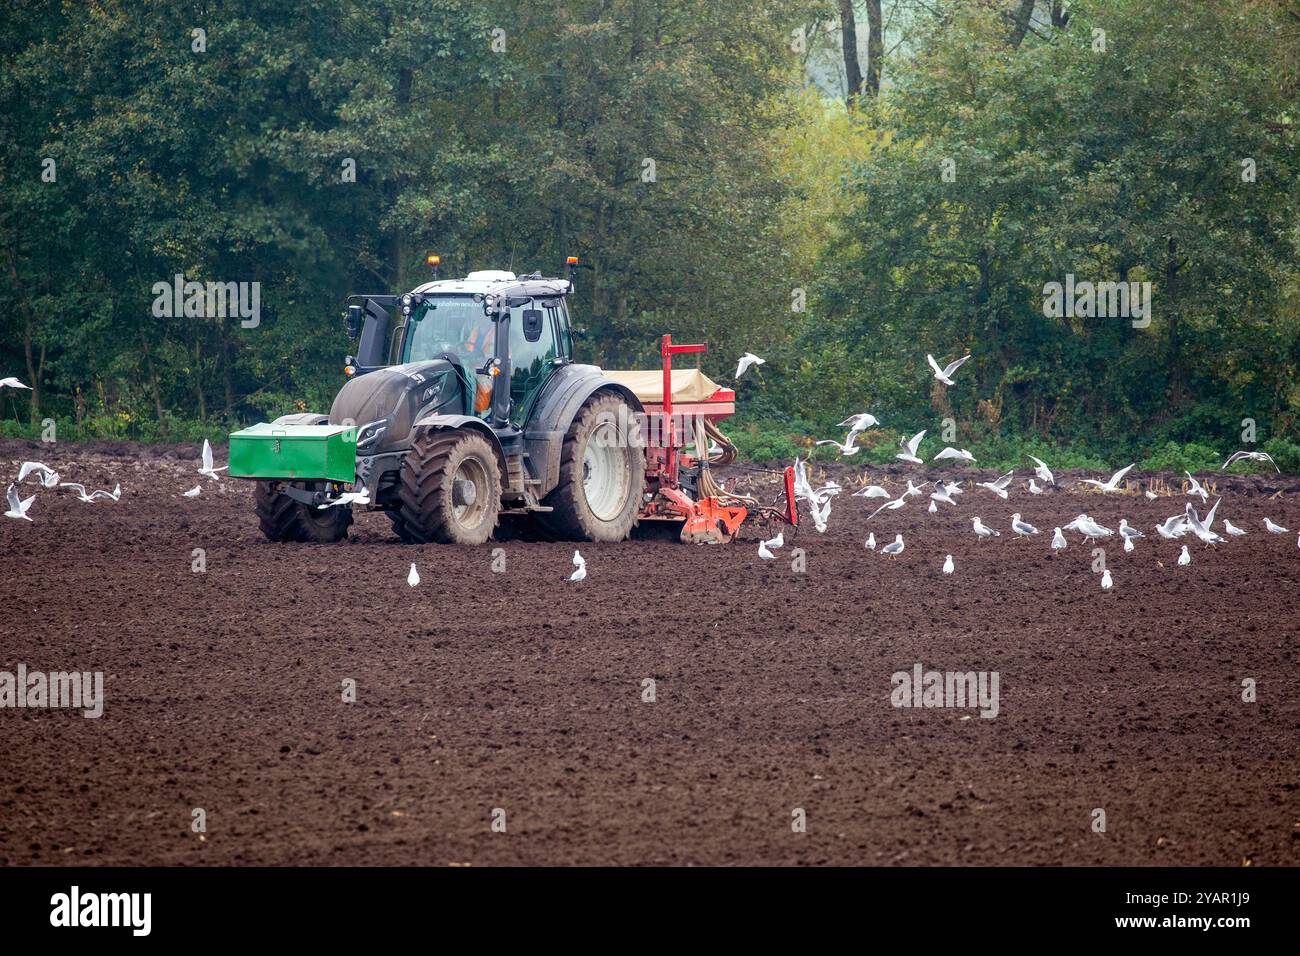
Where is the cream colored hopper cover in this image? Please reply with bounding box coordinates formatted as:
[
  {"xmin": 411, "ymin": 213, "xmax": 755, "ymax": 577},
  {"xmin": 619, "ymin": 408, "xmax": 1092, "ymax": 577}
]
[{"xmin": 599, "ymin": 368, "xmax": 722, "ymax": 404}]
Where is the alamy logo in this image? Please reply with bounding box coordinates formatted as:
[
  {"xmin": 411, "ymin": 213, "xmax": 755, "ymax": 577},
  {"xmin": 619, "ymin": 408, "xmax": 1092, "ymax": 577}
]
[
  {"xmin": 891, "ymin": 663, "xmax": 1000, "ymax": 718},
  {"xmin": 1042, "ymin": 273, "xmax": 1152, "ymax": 328},
  {"xmin": 50, "ymin": 886, "xmax": 151, "ymax": 936},
  {"xmin": 0, "ymin": 664, "xmax": 103, "ymax": 718},
  {"xmin": 151, "ymin": 273, "xmax": 261, "ymax": 328}
]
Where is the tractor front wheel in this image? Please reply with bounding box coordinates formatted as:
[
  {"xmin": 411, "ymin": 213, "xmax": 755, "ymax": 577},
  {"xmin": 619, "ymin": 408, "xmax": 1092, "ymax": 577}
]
[
  {"xmin": 396, "ymin": 429, "xmax": 501, "ymax": 545},
  {"xmin": 254, "ymin": 481, "xmax": 353, "ymax": 543}
]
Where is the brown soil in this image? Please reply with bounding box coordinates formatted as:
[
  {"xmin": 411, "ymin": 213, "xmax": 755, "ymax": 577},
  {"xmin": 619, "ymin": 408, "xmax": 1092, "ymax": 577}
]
[{"xmin": 1, "ymin": 442, "xmax": 1298, "ymax": 866}]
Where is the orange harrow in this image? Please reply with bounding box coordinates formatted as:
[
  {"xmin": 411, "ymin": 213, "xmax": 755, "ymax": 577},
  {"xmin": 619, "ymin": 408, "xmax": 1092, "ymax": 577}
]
[{"xmin": 638, "ymin": 334, "xmax": 798, "ymax": 544}]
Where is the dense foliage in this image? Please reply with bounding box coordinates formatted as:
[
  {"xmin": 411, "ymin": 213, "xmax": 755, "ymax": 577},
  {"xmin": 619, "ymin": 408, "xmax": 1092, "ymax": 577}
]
[{"xmin": 2, "ymin": 0, "xmax": 1298, "ymax": 470}]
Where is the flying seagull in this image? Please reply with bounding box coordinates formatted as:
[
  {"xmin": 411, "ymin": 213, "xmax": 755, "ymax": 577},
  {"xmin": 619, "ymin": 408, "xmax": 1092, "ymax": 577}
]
[
  {"xmin": 838, "ymin": 413, "xmax": 879, "ymax": 432},
  {"xmin": 853, "ymin": 484, "xmax": 891, "ymax": 498},
  {"xmin": 0, "ymin": 377, "xmax": 31, "ymax": 390},
  {"xmin": 1154, "ymin": 514, "xmax": 1188, "ymax": 539},
  {"xmin": 1027, "ymin": 455, "xmax": 1055, "ymax": 485},
  {"xmin": 929, "ymin": 484, "xmax": 958, "ymax": 507},
  {"xmin": 1080, "ymin": 464, "xmax": 1135, "ymax": 494},
  {"xmin": 816, "ymin": 432, "xmax": 861, "ymax": 456},
  {"xmin": 320, "ymin": 488, "xmax": 371, "ymax": 509},
  {"xmin": 896, "ymin": 429, "xmax": 927, "ymax": 465},
  {"xmin": 932, "ymin": 446, "xmax": 976, "ymax": 463},
  {"xmin": 975, "ymin": 471, "xmax": 1015, "ymax": 499},
  {"xmin": 4, "ymin": 483, "xmax": 34, "ymax": 521},
  {"xmin": 199, "ymin": 439, "xmax": 228, "ymax": 481},
  {"xmin": 927, "ymin": 353, "xmax": 972, "ymax": 386},
  {"xmin": 570, "ymin": 550, "xmax": 588, "ymax": 580},
  {"xmin": 942, "ymin": 554, "xmax": 954, "ymax": 575},
  {"xmin": 971, "ymin": 516, "xmax": 1000, "ymax": 541},
  {"xmin": 868, "ymin": 496, "xmax": 906, "ymax": 521},
  {"xmin": 1221, "ymin": 450, "xmax": 1279, "ymax": 473},
  {"xmin": 17, "ymin": 461, "xmax": 60, "ymax": 488},
  {"xmin": 59, "ymin": 482, "xmax": 121, "ymax": 503},
  {"xmin": 881, "ymin": 534, "xmax": 904, "ymax": 558},
  {"xmin": 1010, "ymin": 513, "xmax": 1040, "ymax": 538},
  {"xmin": 1183, "ymin": 471, "xmax": 1209, "ymax": 504},
  {"xmin": 735, "ymin": 353, "xmax": 765, "ymax": 380}
]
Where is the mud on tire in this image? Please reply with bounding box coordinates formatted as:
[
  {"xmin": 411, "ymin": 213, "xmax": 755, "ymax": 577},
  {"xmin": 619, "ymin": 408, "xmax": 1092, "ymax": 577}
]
[
  {"xmin": 254, "ymin": 481, "xmax": 353, "ymax": 543},
  {"xmin": 396, "ymin": 429, "xmax": 502, "ymax": 545},
  {"xmin": 537, "ymin": 392, "xmax": 645, "ymax": 542}
]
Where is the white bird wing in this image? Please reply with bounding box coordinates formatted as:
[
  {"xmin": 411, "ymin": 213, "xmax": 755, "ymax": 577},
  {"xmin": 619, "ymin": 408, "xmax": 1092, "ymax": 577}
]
[
  {"xmin": 201, "ymin": 439, "xmax": 214, "ymax": 472},
  {"xmin": 1203, "ymin": 496, "xmax": 1221, "ymax": 530},
  {"xmin": 6, "ymin": 483, "xmax": 21, "ymax": 512},
  {"xmin": 992, "ymin": 470, "xmax": 1015, "ymax": 490},
  {"xmin": 942, "ymin": 353, "xmax": 972, "ymax": 377},
  {"xmin": 904, "ymin": 429, "xmax": 926, "ymax": 456},
  {"xmin": 1109, "ymin": 463, "xmax": 1135, "ymax": 486},
  {"xmin": 0, "ymin": 377, "xmax": 31, "ymax": 389},
  {"xmin": 932, "ymin": 447, "xmax": 961, "ymax": 461},
  {"xmin": 926, "ymin": 354, "xmax": 943, "ymax": 377}
]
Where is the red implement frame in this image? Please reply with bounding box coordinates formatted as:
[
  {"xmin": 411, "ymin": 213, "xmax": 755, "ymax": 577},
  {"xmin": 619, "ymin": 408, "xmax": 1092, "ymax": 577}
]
[{"xmin": 645, "ymin": 334, "xmax": 797, "ymax": 543}]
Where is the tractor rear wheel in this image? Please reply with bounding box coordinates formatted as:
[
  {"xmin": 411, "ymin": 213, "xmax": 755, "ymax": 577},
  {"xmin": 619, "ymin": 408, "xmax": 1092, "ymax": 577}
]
[
  {"xmin": 537, "ymin": 392, "xmax": 645, "ymax": 542},
  {"xmin": 396, "ymin": 429, "xmax": 501, "ymax": 545},
  {"xmin": 254, "ymin": 481, "xmax": 353, "ymax": 543}
]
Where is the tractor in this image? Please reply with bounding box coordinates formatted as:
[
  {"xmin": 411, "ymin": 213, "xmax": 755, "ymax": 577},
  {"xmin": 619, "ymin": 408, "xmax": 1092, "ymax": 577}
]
[{"xmin": 227, "ymin": 257, "xmax": 796, "ymax": 544}]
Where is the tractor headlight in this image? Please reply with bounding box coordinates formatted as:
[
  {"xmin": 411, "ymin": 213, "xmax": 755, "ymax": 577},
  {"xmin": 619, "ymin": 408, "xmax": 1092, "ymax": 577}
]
[{"xmin": 356, "ymin": 420, "xmax": 388, "ymax": 450}]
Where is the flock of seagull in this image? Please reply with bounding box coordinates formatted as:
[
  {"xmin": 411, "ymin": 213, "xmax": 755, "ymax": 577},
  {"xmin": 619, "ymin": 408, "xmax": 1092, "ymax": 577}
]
[
  {"xmin": 740, "ymin": 351, "xmax": 1296, "ymax": 588},
  {"xmin": 3, "ymin": 436, "xmax": 230, "ymax": 521}
]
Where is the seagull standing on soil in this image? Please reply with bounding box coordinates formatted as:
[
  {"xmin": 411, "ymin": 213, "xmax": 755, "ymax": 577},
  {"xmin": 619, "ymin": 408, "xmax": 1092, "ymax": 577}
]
[
  {"xmin": 1027, "ymin": 456, "xmax": 1055, "ymax": 486},
  {"xmin": 17, "ymin": 462, "xmax": 60, "ymax": 487},
  {"xmin": 1144, "ymin": 486, "xmax": 1158, "ymax": 500},
  {"xmin": 1119, "ymin": 519, "xmax": 1144, "ymax": 543},
  {"xmin": 1178, "ymin": 546, "xmax": 1191, "ymax": 566},
  {"xmin": 1101, "ymin": 569, "xmax": 1113, "ymax": 590},
  {"xmin": 881, "ymin": 534, "xmax": 905, "ymax": 558},
  {"xmin": 1011, "ymin": 513, "xmax": 1040, "ymax": 538},
  {"xmin": 569, "ymin": 550, "xmax": 587, "ymax": 581},
  {"xmin": 182, "ymin": 485, "xmax": 202, "ymax": 498},
  {"xmin": 1223, "ymin": 519, "xmax": 1246, "ymax": 537},
  {"xmin": 865, "ymin": 532, "xmax": 876, "ymax": 551},
  {"xmin": 942, "ymin": 555, "xmax": 954, "ymax": 575},
  {"xmin": 1080, "ymin": 463, "xmax": 1135, "ymax": 494},
  {"xmin": 758, "ymin": 531, "xmax": 784, "ymax": 559},
  {"xmin": 971, "ymin": 516, "xmax": 1001, "ymax": 541},
  {"xmin": 1027, "ymin": 479, "xmax": 1044, "ymax": 495},
  {"xmin": 407, "ymin": 563, "xmax": 420, "ymax": 587},
  {"xmin": 1222, "ymin": 450, "xmax": 1280, "ymax": 473},
  {"xmin": 199, "ymin": 439, "xmax": 228, "ymax": 481},
  {"xmin": 927, "ymin": 353, "xmax": 972, "ymax": 386},
  {"xmin": 896, "ymin": 430, "xmax": 927, "ymax": 465},
  {"xmin": 928, "ymin": 500, "xmax": 937, "ymax": 514},
  {"xmin": 735, "ymin": 353, "xmax": 765, "ymax": 380},
  {"xmin": 1051, "ymin": 528, "xmax": 1067, "ymax": 550},
  {"xmin": 1264, "ymin": 518, "xmax": 1289, "ymax": 534},
  {"xmin": 975, "ymin": 471, "xmax": 1015, "ymax": 499},
  {"xmin": 4, "ymin": 483, "xmax": 34, "ymax": 521}
]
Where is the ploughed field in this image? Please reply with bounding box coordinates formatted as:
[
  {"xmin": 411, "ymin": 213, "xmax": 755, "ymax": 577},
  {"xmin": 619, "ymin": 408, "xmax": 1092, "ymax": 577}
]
[{"xmin": 1, "ymin": 439, "xmax": 1298, "ymax": 866}]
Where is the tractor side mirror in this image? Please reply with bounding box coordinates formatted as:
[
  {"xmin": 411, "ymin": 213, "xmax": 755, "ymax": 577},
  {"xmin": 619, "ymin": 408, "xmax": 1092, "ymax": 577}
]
[
  {"xmin": 522, "ymin": 308, "xmax": 544, "ymax": 343},
  {"xmin": 346, "ymin": 304, "xmax": 363, "ymax": 339}
]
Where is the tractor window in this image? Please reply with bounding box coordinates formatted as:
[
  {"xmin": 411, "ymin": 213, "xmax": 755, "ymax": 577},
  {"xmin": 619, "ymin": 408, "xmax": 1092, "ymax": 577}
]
[
  {"xmin": 508, "ymin": 302, "xmax": 558, "ymax": 423},
  {"xmin": 403, "ymin": 297, "xmax": 495, "ymax": 371}
]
